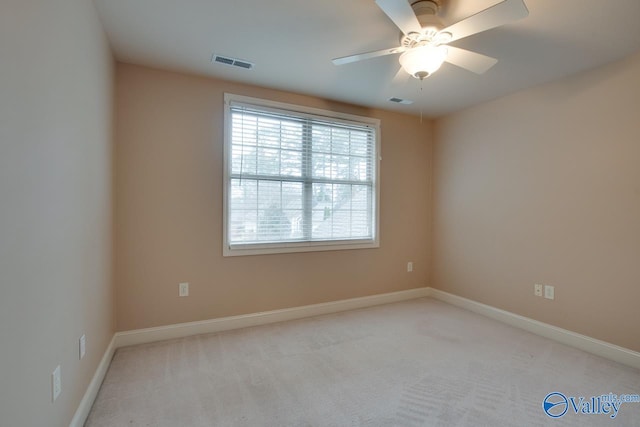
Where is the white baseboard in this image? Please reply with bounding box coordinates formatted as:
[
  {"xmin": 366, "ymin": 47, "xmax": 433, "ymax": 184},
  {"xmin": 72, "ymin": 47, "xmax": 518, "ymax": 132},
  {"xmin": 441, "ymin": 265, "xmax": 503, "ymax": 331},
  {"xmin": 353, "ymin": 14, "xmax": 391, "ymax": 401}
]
[
  {"xmin": 114, "ymin": 287, "xmax": 430, "ymax": 348},
  {"xmin": 70, "ymin": 287, "xmax": 428, "ymax": 426},
  {"xmin": 428, "ymin": 287, "xmax": 640, "ymax": 370},
  {"xmin": 72, "ymin": 286, "xmax": 640, "ymax": 426},
  {"xmin": 69, "ymin": 334, "xmax": 116, "ymax": 427}
]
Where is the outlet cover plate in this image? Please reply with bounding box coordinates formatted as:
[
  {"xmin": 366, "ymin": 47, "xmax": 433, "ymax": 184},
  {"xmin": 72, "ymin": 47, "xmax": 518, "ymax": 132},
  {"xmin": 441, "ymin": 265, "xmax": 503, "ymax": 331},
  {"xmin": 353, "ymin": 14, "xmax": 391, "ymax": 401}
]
[
  {"xmin": 79, "ymin": 334, "xmax": 86, "ymax": 360},
  {"xmin": 179, "ymin": 282, "xmax": 189, "ymax": 297},
  {"xmin": 544, "ymin": 285, "xmax": 555, "ymax": 300},
  {"xmin": 52, "ymin": 365, "xmax": 62, "ymax": 402},
  {"xmin": 534, "ymin": 284, "xmax": 543, "ymax": 297}
]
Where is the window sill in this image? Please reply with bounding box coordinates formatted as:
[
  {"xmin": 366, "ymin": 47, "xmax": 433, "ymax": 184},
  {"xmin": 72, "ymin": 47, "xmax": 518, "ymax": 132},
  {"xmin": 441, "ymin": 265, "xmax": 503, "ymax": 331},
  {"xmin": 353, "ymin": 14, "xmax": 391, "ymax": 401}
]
[{"xmin": 223, "ymin": 239, "xmax": 379, "ymax": 257}]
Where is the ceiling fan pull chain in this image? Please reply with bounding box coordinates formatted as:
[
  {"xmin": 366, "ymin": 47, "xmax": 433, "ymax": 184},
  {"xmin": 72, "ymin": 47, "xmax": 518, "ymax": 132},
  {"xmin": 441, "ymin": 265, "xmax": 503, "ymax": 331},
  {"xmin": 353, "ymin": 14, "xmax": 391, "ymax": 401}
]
[{"xmin": 420, "ymin": 80, "xmax": 424, "ymax": 124}]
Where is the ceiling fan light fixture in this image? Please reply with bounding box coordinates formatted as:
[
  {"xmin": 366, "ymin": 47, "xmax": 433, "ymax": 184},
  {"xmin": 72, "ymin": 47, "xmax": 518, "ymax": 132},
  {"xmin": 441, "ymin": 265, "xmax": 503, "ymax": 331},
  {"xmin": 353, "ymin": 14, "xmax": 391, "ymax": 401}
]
[{"xmin": 399, "ymin": 45, "xmax": 448, "ymax": 79}]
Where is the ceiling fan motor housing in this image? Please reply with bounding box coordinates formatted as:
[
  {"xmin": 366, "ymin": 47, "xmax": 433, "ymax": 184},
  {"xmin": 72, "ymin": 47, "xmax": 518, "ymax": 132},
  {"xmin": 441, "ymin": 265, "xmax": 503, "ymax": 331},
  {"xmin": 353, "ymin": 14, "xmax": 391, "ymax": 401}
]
[
  {"xmin": 412, "ymin": 0, "xmax": 440, "ymax": 17},
  {"xmin": 401, "ymin": 0, "xmax": 445, "ymax": 49},
  {"xmin": 412, "ymin": 0, "xmax": 443, "ymax": 30}
]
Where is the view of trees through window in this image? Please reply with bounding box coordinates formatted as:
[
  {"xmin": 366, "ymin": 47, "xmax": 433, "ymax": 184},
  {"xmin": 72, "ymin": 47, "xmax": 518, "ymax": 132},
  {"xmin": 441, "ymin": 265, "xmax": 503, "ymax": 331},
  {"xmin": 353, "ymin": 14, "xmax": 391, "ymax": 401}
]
[{"xmin": 228, "ymin": 106, "xmax": 376, "ymax": 246}]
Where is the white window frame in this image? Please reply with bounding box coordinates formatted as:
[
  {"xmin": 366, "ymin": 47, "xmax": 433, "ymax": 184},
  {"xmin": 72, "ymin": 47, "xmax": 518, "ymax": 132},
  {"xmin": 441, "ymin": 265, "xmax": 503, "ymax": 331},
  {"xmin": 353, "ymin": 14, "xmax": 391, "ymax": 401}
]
[{"xmin": 223, "ymin": 93, "xmax": 381, "ymax": 257}]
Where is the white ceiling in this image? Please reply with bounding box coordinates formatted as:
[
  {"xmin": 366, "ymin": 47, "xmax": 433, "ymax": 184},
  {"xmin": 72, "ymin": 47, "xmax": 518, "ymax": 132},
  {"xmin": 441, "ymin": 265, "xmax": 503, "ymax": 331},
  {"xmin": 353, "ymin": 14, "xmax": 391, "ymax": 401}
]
[{"xmin": 94, "ymin": 0, "xmax": 640, "ymax": 117}]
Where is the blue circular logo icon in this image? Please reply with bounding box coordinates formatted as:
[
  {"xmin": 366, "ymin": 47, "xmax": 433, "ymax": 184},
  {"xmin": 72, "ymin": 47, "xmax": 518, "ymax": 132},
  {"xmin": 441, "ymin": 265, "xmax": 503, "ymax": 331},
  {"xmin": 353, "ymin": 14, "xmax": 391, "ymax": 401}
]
[{"xmin": 543, "ymin": 392, "xmax": 568, "ymax": 418}]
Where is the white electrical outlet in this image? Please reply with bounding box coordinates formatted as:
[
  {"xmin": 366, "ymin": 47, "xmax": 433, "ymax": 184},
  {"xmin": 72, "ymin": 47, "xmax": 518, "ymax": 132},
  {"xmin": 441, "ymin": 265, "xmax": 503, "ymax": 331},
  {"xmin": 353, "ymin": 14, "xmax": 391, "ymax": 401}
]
[
  {"xmin": 51, "ymin": 365, "xmax": 62, "ymax": 402},
  {"xmin": 534, "ymin": 284, "xmax": 542, "ymax": 297},
  {"xmin": 179, "ymin": 282, "xmax": 189, "ymax": 297},
  {"xmin": 544, "ymin": 285, "xmax": 555, "ymax": 300},
  {"xmin": 407, "ymin": 262, "xmax": 413, "ymax": 272},
  {"xmin": 79, "ymin": 334, "xmax": 86, "ymax": 360}
]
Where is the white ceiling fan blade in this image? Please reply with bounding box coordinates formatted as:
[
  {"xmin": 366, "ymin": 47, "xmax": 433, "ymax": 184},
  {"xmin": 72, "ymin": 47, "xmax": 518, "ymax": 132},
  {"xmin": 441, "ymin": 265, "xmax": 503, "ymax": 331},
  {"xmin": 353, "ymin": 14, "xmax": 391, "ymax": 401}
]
[
  {"xmin": 332, "ymin": 46, "xmax": 404, "ymax": 65},
  {"xmin": 440, "ymin": 0, "xmax": 529, "ymax": 43},
  {"xmin": 375, "ymin": 0, "xmax": 422, "ymax": 35},
  {"xmin": 392, "ymin": 66, "xmax": 411, "ymax": 84},
  {"xmin": 444, "ymin": 46, "xmax": 498, "ymax": 74}
]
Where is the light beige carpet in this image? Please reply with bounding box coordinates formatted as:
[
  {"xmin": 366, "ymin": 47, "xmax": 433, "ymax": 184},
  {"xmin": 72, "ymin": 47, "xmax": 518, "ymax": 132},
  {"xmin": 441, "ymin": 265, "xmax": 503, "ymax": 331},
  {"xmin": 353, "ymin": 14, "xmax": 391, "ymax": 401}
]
[{"xmin": 85, "ymin": 298, "xmax": 640, "ymax": 426}]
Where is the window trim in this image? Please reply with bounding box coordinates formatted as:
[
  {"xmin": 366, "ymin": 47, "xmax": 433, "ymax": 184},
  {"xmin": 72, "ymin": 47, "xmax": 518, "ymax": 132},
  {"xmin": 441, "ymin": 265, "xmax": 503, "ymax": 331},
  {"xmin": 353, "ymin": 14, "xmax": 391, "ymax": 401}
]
[{"xmin": 222, "ymin": 93, "xmax": 381, "ymax": 257}]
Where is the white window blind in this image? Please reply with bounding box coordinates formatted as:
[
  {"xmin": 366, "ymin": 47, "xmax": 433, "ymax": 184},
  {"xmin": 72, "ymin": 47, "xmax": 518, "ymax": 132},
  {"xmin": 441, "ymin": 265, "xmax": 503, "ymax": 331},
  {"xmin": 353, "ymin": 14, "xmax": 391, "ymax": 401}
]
[{"xmin": 223, "ymin": 94, "xmax": 380, "ymax": 256}]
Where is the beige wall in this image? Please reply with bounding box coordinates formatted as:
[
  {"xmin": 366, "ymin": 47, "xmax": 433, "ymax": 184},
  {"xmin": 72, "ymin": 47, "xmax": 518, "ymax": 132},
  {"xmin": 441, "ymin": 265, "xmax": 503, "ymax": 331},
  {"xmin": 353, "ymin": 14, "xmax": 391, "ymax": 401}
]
[
  {"xmin": 0, "ymin": 0, "xmax": 114, "ymax": 426},
  {"xmin": 432, "ymin": 52, "xmax": 640, "ymax": 352},
  {"xmin": 114, "ymin": 63, "xmax": 432, "ymax": 331}
]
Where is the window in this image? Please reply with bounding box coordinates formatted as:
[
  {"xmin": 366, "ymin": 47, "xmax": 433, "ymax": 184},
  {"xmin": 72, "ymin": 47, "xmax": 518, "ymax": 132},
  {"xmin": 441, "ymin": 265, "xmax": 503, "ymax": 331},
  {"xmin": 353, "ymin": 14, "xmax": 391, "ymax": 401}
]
[{"xmin": 223, "ymin": 94, "xmax": 380, "ymax": 256}]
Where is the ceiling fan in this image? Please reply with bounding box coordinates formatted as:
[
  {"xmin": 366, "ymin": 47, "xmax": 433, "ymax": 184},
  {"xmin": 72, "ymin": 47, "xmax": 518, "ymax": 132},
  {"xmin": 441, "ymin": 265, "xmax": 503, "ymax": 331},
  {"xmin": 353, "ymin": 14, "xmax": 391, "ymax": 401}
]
[{"xmin": 332, "ymin": 0, "xmax": 529, "ymax": 80}]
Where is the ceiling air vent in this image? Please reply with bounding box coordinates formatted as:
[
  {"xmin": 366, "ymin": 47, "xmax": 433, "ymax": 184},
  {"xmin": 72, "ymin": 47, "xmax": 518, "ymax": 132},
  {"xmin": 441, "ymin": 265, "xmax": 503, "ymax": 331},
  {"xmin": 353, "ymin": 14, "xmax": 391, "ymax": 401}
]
[
  {"xmin": 389, "ymin": 97, "xmax": 413, "ymax": 105},
  {"xmin": 212, "ymin": 54, "xmax": 255, "ymax": 70}
]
